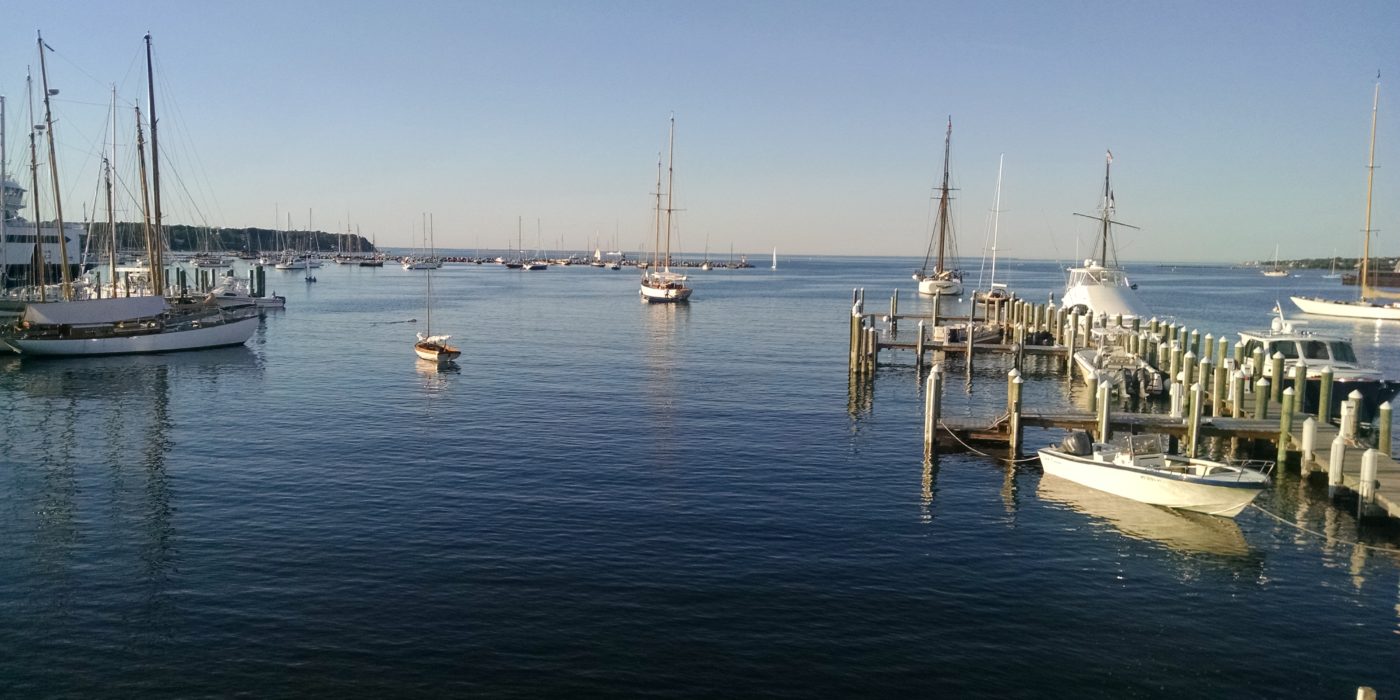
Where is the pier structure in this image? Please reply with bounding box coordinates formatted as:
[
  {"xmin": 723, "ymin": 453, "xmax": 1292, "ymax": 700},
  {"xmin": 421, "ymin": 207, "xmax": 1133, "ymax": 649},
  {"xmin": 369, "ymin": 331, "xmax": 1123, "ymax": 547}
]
[{"xmin": 847, "ymin": 287, "xmax": 1400, "ymax": 523}]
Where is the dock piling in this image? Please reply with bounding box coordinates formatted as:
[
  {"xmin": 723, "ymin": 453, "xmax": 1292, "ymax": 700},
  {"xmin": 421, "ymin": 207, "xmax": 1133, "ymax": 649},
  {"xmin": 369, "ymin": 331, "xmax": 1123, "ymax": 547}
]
[
  {"xmin": 1342, "ymin": 390, "xmax": 1362, "ymax": 440},
  {"xmin": 1328, "ymin": 437, "xmax": 1346, "ymax": 498},
  {"xmin": 1378, "ymin": 401, "xmax": 1392, "ymax": 455},
  {"xmin": 1251, "ymin": 346, "xmax": 1265, "ymax": 382},
  {"xmin": 1278, "ymin": 388, "xmax": 1295, "ymax": 468},
  {"xmin": 1187, "ymin": 382, "xmax": 1204, "ymax": 458},
  {"xmin": 1319, "ymin": 366, "xmax": 1335, "ymax": 423},
  {"xmin": 1359, "ymin": 449, "xmax": 1381, "ymax": 519},
  {"xmin": 1301, "ymin": 417, "xmax": 1317, "ymax": 472},
  {"xmin": 1096, "ymin": 381, "xmax": 1111, "ymax": 442},
  {"xmin": 1211, "ymin": 362, "xmax": 1227, "ymax": 417},
  {"xmin": 1231, "ymin": 370, "xmax": 1246, "ymax": 417},
  {"xmin": 924, "ymin": 363, "xmax": 943, "ymax": 462},
  {"xmin": 1008, "ymin": 369, "xmax": 1024, "ymax": 457},
  {"xmin": 1270, "ymin": 353, "xmax": 1285, "ymax": 403},
  {"xmin": 1255, "ymin": 378, "xmax": 1270, "ymax": 420}
]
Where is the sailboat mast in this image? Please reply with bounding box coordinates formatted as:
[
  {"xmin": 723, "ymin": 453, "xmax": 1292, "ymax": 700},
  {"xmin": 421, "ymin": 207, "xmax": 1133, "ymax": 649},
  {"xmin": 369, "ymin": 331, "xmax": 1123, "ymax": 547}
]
[
  {"xmin": 664, "ymin": 115, "xmax": 676, "ymax": 274},
  {"xmin": 107, "ymin": 85, "xmax": 118, "ymax": 295},
  {"xmin": 1360, "ymin": 77, "xmax": 1379, "ymax": 300},
  {"xmin": 145, "ymin": 33, "xmax": 166, "ymax": 292},
  {"xmin": 25, "ymin": 69, "xmax": 47, "ymax": 297},
  {"xmin": 38, "ymin": 32, "xmax": 72, "ymax": 300},
  {"xmin": 989, "ymin": 153, "xmax": 1004, "ymax": 288},
  {"xmin": 934, "ymin": 117, "xmax": 952, "ymax": 275},
  {"xmin": 650, "ymin": 152, "xmax": 662, "ymax": 274},
  {"xmin": 134, "ymin": 106, "xmax": 160, "ymax": 294},
  {"xmin": 1099, "ymin": 151, "xmax": 1112, "ymax": 266}
]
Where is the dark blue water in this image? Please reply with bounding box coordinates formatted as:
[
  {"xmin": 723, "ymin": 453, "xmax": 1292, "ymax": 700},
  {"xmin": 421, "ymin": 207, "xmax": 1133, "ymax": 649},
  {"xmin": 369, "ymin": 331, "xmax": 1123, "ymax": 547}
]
[{"xmin": 1, "ymin": 256, "xmax": 1397, "ymax": 697}]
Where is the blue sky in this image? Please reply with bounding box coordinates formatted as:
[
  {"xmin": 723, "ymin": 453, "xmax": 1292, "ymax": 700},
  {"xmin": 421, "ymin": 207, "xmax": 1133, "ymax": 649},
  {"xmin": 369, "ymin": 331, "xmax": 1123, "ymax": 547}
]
[{"xmin": 1, "ymin": 1, "xmax": 1397, "ymax": 262}]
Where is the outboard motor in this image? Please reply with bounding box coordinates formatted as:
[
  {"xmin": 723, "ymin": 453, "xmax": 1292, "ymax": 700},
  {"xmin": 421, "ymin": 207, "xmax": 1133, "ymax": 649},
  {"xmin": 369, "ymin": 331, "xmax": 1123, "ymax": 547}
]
[{"xmin": 1060, "ymin": 430, "xmax": 1093, "ymax": 456}]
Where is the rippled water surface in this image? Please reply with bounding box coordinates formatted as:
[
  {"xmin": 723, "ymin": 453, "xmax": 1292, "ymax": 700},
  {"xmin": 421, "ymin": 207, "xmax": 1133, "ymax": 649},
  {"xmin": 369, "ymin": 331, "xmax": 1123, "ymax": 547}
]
[{"xmin": 1, "ymin": 256, "xmax": 1398, "ymax": 697}]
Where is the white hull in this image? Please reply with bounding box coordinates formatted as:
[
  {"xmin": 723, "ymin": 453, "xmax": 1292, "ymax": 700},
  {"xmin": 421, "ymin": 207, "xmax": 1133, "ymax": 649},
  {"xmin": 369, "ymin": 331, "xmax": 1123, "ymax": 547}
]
[
  {"xmin": 916, "ymin": 277, "xmax": 962, "ymax": 296},
  {"xmin": 4, "ymin": 316, "xmax": 258, "ymax": 356},
  {"xmin": 274, "ymin": 260, "xmax": 307, "ymax": 270},
  {"xmin": 1036, "ymin": 474, "xmax": 1250, "ymax": 555},
  {"xmin": 1289, "ymin": 295, "xmax": 1400, "ymax": 320},
  {"xmin": 1037, "ymin": 448, "xmax": 1266, "ymax": 518},
  {"xmin": 640, "ymin": 285, "xmax": 692, "ymax": 302}
]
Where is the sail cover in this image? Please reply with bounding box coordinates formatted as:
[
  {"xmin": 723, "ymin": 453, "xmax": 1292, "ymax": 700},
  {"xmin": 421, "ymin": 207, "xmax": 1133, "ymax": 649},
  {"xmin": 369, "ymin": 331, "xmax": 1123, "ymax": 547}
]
[{"xmin": 22, "ymin": 297, "xmax": 171, "ymax": 325}]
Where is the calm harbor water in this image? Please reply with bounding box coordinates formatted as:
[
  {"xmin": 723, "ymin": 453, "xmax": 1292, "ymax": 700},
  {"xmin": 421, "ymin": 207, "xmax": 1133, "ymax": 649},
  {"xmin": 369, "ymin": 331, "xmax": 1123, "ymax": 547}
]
[{"xmin": 2, "ymin": 255, "xmax": 1398, "ymax": 697}]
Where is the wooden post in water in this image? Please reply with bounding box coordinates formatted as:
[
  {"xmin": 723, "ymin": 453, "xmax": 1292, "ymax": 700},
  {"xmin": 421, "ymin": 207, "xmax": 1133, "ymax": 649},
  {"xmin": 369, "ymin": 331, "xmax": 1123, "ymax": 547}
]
[
  {"xmin": 1168, "ymin": 343, "xmax": 1182, "ymax": 385},
  {"xmin": 1278, "ymin": 388, "xmax": 1295, "ymax": 468},
  {"xmin": 1300, "ymin": 417, "xmax": 1317, "ymax": 473},
  {"xmin": 1231, "ymin": 370, "xmax": 1246, "ymax": 417},
  {"xmin": 1096, "ymin": 381, "xmax": 1111, "ymax": 443},
  {"xmin": 1255, "ymin": 378, "xmax": 1270, "ymax": 419},
  {"xmin": 931, "ymin": 291, "xmax": 941, "ymax": 328},
  {"xmin": 1087, "ymin": 371, "xmax": 1099, "ymax": 413},
  {"xmin": 867, "ymin": 327, "xmax": 880, "ymax": 372},
  {"xmin": 1008, "ymin": 369, "xmax": 1024, "ymax": 457},
  {"xmin": 924, "ymin": 363, "xmax": 943, "ymax": 462},
  {"xmin": 1169, "ymin": 381, "xmax": 1183, "ymax": 418},
  {"xmin": 1212, "ymin": 362, "xmax": 1227, "ymax": 416},
  {"xmin": 890, "ymin": 289, "xmax": 899, "ymax": 335},
  {"xmin": 1292, "ymin": 360, "xmax": 1308, "ymax": 414},
  {"xmin": 1377, "ymin": 401, "xmax": 1392, "ymax": 456},
  {"xmin": 1233, "ymin": 340, "xmax": 1245, "ymax": 368},
  {"xmin": 1189, "ymin": 329, "xmax": 1200, "ymax": 358},
  {"xmin": 849, "ymin": 308, "xmax": 861, "ymax": 371},
  {"xmin": 965, "ymin": 314, "xmax": 975, "ymax": 373},
  {"xmin": 1269, "ymin": 353, "xmax": 1285, "ymax": 403},
  {"xmin": 1197, "ymin": 357, "xmax": 1212, "ymax": 412},
  {"xmin": 915, "ymin": 320, "xmax": 926, "ymax": 368},
  {"xmin": 1182, "ymin": 351, "xmax": 1197, "ymax": 388},
  {"xmin": 1217, "ymin": 337, "xmax": 1229, "ymax": 369},
  {"xmin": 1328, "ymin": 437, "xmax": 1346, "ymax": 498},
  {"xmin": 1250, "ymin": 346, "xmax": 1265, "ymax": 382},
  {"xmin": 1202, "ymin": 333, "xmax": 1214, "ymax": 366},
  {"xmin": 1359, "ymin": 449, "xmax": 1381, "ymax": 519},
  {"xmin": 1066, "ymin": 314, "xmax": 1079, "ymax": 380},
  {"xmin": 1318, "ymin": 366, "xmax": 1335, "ymax": 423},
  {"xmin": 1187, "ymin": 382, "xmax": 1205, "ymax": 457}
]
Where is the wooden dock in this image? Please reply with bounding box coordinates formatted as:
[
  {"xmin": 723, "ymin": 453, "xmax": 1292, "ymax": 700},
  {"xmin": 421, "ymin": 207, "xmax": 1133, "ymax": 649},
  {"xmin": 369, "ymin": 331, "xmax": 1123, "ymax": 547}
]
[{"xmin": 844, "ymin": 286, "xmax": 1400, "ymax": 522}]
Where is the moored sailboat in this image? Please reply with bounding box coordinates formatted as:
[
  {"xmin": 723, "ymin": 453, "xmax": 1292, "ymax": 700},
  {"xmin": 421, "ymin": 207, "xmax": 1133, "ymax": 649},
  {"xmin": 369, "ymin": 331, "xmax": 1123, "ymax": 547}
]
[
  {"xmin": 640, "ymin": 115, "xmax": 691, "ymax": 303},
  {"xmin": 1291, "ymin": 77, "xmax": 1400, "ymax": 320},
  {"xmin": 413, "ymin": 244, "xmax": 459, "ymax": 364},
  {"xmin": 1, "ymin": 33, "xmax": 257, "ymax": 356},
  {"xmin": 912, "ymin": 118, "xmax": 962, "ymax": 296}
]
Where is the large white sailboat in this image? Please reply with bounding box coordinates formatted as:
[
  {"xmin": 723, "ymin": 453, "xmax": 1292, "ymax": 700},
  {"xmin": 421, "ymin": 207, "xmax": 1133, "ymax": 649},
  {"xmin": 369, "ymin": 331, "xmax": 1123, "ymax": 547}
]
[
  {"xmin": 1, "ymin": 33, "xmax": 257, "ymax": 356},
  {"xmin": 1291, "ymin": 78, "xmax": 1400, "ymax": 320},
  {"xmin": 640, "ymin": 116, "xmax": 691, "ymax": 303},
  {"xmin": 912, "ymin": 118, "xmax": 963, "ymax": 296},
  {"xmin": 1060, "ymin": 150, "xmax": 1150, "ymax": 320}
]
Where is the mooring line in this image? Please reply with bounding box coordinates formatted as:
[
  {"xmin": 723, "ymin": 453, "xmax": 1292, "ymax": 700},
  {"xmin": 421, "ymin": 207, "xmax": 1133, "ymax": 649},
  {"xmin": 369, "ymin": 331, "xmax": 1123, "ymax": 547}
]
[
  {"xmin": 1247, "ymin": 503, "xmax": 1400, "ymax": 553},
  {"xmin": 937, "ymin": 420, "xmax": 1041, "ymax": 463}
]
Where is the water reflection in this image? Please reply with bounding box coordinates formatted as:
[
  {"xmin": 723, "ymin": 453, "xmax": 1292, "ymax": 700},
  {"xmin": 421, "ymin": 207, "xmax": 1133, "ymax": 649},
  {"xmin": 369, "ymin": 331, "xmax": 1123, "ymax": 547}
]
[{"xmin": 1037, "ymin": 474, "xmax": 1252, "ymax": 557}]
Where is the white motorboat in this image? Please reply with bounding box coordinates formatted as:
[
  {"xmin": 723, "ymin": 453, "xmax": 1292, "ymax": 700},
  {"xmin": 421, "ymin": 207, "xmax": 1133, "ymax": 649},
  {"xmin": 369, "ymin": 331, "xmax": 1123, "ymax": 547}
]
[
  {"xmin": 1072, "ymin": 327, "xmax": 1165, "ymax": 398},
  {"xmin": 1061, "ymin": 151, "xmax": 1150, "ymax": 321},
  {"xmin": 912, "ymin": 118, "xmax": 963, "ymax": 297},
  {"xmin": 1291, "ymin": 78, "xmax": 1400, "ymax": 320},
  {"xmin": 640, "ymin": 116, "xmax": 692, "ymax": 303},
  {"xmin": 1238, "ymin": 306, "xmax": 1399, "ymax": 416},
  {"xmin": 1037, "ymin": 432, "xmax": 1270, "ymax": 518}
]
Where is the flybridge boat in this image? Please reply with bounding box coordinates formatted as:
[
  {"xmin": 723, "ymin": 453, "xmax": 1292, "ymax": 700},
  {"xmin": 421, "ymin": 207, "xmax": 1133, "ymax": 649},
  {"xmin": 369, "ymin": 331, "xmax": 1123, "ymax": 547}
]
[
  {"xmin": 1238, "ymin": 307, "xmax": 1399, "ymax": 417},
  {"xmin": 1037, "ymin": 432, "xmax": 1271, "ymax": 518},
  {"xmin": 1060, "ymin": 151, "xmax": 1150, "ymax": 321}
]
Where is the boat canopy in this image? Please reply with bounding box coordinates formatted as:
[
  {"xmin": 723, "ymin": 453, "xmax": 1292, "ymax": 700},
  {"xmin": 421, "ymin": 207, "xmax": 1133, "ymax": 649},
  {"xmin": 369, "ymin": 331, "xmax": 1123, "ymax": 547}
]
[{"xmin": 22, "ymin": 296, "xmax": 170, "ymax": 326}]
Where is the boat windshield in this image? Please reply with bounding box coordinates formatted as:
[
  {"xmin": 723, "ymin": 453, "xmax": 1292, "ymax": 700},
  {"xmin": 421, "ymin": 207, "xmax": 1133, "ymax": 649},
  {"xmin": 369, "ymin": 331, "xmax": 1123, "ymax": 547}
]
[
  {"xmin": 1328, "ymin": 341, "xmax": 1358, "ymax": 364},
  {"xmin": 1301, "ymin": 340, "xmax": 1330, "ymax": 361},
  {"xmin": 1266, "ymin": 341, "xmax": 1299, "ymax": 360}
]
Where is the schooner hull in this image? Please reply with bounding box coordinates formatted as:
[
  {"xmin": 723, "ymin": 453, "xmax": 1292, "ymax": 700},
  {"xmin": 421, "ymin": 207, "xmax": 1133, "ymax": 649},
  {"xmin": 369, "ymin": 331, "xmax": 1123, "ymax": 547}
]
[
  {"xmin": 1289, "ymin": 295, "xmax": 1400, "ymax": 321},
  {"xmin": 916, "ymin": 277, "xmax": 962, "ymax": 296},
  {"xmin": 640, "ymin": 284, "xmax": 692, "ymax": 303},
  {"xmin": 3, "ymin": 316, "xmax": 258, "ymax": 356}
]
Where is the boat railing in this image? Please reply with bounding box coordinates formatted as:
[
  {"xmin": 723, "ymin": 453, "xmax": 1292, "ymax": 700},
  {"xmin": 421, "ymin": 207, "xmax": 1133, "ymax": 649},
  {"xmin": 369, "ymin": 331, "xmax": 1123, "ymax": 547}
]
[{"xmin": 1224, "ymin": 457, "xmax": 1276, "ymax": 479}]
